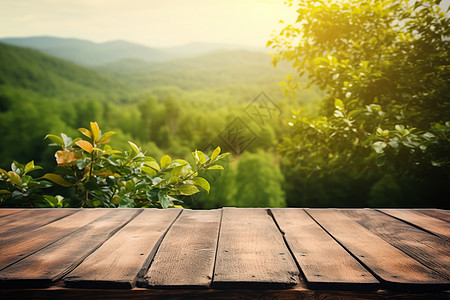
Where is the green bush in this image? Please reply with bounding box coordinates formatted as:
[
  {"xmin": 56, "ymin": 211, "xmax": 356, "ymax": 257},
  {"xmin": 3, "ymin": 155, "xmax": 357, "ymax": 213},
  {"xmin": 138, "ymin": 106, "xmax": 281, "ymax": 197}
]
[{"xmin": 0, "ymin": 122, "xmax": 228, "ymax": 208}]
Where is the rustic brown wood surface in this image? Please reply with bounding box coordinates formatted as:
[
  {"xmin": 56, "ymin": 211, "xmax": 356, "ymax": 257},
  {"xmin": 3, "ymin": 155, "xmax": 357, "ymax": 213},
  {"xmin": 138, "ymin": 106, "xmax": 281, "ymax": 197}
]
[
  {"xmin": 0, "ymin": 209, "xmax": 139, "ymax": 287},
  {"xmin": 343, "ymin": 209, "xmax": 450, "ymax": 281},
  {"xmin": 415, "ymin": 209, "xmax": 450, "ymax": 223},
  {"xmin": 0, "ymin": 209, "xmax": 77, "ymax": 239},
  {"xmin": 271, "ymin": 208, "xmax": 379, "ymax": 289},
  {"xmin": 0, "ymin": 209, "xmax": 23, "ymax": 218},
  {"xmin": 0, "ymin": 208, "xmax": 448, "ymax": 299},
  {"xmin": 379, "ymin": 209, "xmax": 450, "ymax": 240},
  {"xmin": 64, "ymin": 209, "xmax": 181, "ymax": 289},
  {"xmin": 307, "ymin": 209, "xmax": 449, "ymax": 288},
  {"xmin": 144, "ymin": 209, "xmax": 221, "ymax": 288},
  {"xmin": 213, "ymin": 208, "xmax": 299, "ymax": 289},
  {"xmin": 0, "ymin": 209, "xmax": 111, "ymax": 270}
]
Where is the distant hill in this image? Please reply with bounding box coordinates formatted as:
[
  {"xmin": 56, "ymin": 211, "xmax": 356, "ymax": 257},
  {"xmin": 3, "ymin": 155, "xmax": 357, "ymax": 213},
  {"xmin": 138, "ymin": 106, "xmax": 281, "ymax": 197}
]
[
  {"xmin": 0, "ymin": 36, "xmax": 264, "ymax": 66},
  {"xmin": 0, "ymin": 42, "xmax": 132, "ymax": 101},
  {"xmin": 0, "ymin": 36, "xmax": 169, "ymax": 66},
  {"xmin": 98, "ymin": 49, "xmax": 292, "ymax": 91}
]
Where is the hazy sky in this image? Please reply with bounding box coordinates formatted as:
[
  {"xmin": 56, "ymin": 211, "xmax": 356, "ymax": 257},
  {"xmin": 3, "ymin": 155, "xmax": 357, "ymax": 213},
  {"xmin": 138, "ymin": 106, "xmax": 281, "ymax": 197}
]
[{"xmin": 0, "ymin": 0, "xmax": 297, "ymax": 48}]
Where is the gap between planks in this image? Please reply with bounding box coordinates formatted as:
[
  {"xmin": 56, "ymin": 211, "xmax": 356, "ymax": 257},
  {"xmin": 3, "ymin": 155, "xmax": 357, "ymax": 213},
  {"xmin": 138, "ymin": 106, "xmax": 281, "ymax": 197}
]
[
  {"xmin": 270, "ymin": 208, "xmax": 379, "ymax": 290},
  {"xmin": 306, "ymin": 209, "xmax": 450, "ymax": 290},
  {"xmin": 65, "ymin": 208, "xmax": 182, "ymax": 289}
]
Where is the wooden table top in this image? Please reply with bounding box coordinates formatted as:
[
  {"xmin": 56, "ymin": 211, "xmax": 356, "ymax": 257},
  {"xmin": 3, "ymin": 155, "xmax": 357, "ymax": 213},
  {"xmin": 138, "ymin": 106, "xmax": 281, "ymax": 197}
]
[{"xmin": 0, "ymin": 208, "xmax": 448, "ymax": 299}]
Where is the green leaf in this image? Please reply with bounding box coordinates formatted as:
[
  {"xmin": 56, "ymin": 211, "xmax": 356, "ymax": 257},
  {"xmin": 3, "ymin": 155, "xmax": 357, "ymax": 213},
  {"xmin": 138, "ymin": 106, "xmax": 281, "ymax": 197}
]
[
  {"xmin": 111, "ymin": 195, "xmax": 121, "ymax": 205},
  {"xmin": 7, "ymin": 171, "xmax": 21, "ymax": 185},
  {"xmin": 158, "ymin": 191, "xmax": 171, "ymax": 209},
  {"xmin": 97, "ymin": 131, "xmax": 116, "ymax": 144},
  {"xmin": 43, "ymin": 195, "xmax": 58, "ymax": 207},
  {"xmin": 207, "ymin": 165, "xmax": 224, "ymax": 170},
  {"xmin": 210, "ymin": 146, "xmax": 221, "ymax": 161},
  {"xmin": 335, "ymin": 99, "xmax": 344, "ymax": 110},
  {"xmin": 24, "ymin": 161, "xmax": 35, "ymax": 174},
  {"xmin": 179, "ymin": 184, "xmax": 200, "ymax": 195},
  {"xmin": 160, "ymin": 155, "xmax": 172, "ymax": 168},
  {"xmin": 0, "ymin": 190, "xmax": 11, "ymax": 195},
  {"xmin": 192, "ymin": 177, "xmax": 210, "ymax": 193},
  {"xmin": 141, "ymin": 166, "xmax": 157, "ymax": 176},
  {"xmin": 90, "ymin": 122, "xmax": 101, "ymax": 141},
  {"xmin": 170, "ymin": 159, "xmax": 189, "ymax": 167},
  {"xmin": 372, "ymin": 141, "xmax": 387, "ymax": 154},
  {"xmin": 128, "ymin": 141, "xmax": 140, "ymax": 154},
  {"xmin": 41, "ymin": 173, "xmax": 73, "ymax": 187},
  {"xmin": 60, "ymin": 133, "xmax": 73, "ymax": 148},
  {"xmin": 216, "ymin": 153, "xmax": 230, "ymax": 160},
  {"xmin": 192, "ymin": 151, "xmax": 200, "ymax": 164},
  {"xmin": 45, "ymin": 134, "xmax": 64, "ymax": 147},
  {"xmin": 192, "ymin": 150, "xmax": 207, "ymax": 164},
  {"xmin": 144, "ymin": 160, "xmax": 160, "ymax": 171},
  {"xmin": 76, "ymin": 158, "xmax": 90, "ymax": 169}
]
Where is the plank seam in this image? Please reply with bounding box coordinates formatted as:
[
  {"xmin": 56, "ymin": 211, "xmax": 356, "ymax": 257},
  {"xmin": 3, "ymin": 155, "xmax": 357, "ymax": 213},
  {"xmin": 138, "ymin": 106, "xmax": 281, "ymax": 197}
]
[
  {"xmin": 0, "ymin": 209, "xmax": 139, "ymax": 273},
  {"xmin": 267, "ymin": 209, "xmax": 307, "ymax": 286},
  {"xmin": 135, "ymin": 208, "xmax": 184, "ymax": 288},
  {"xmin": 52, "ymin": 209, "xmax": 144, "ymax": 284},
  {"xmin": 357, "ymin": 210, "xmax": 450, "ymax": 280},
  {"xmin": 210, "ymin": 208, "xmax": 224, "ymax": 288},
  {"xmin": 0, "ymin": 210, "xmax": 23, "ymax": 218},
  {"xmin": 376, "ymin": 209, "xmax": 449, "ymax": 241},
  {"xmin": 34, "ymin": 209, "xmax": 82, "ymax": 228},
  {"xmin": 417, "ymin": 210, "xmax": 450, "ymax": 223},
  {"xmin": 303, "ymin": 209, "xmax": 386, "ymax": 286}
]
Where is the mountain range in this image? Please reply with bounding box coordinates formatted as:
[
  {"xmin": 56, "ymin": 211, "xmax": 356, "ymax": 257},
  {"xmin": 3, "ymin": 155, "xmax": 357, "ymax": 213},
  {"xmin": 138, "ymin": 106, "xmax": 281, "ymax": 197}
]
[
  {"xmin": 0, "ymin": 36, "xmax": 295, "ymax": 104},
  {"xmin": 0, "ymin": 36, "xmax": 264, "ymax": 66}
]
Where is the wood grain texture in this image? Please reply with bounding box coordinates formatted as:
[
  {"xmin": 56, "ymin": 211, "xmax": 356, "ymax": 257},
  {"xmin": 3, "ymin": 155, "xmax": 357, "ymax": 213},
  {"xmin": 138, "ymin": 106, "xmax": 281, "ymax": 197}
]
[
  {"xmin": 0, "ymin": 209, "xmax": 110, "ymax": 270},
  {"xmin": 416, "ymin": 209, "xmax": 450, "ymax": 223},
  {"xmin": 379, "ymin": 209, "xmax": 450, "ymax": 240},
  {"xmin": 0, "ymin": 209, "xmax": 77, "ymax": 240},
  {"xmin": 343, "ymin": 209, "xmax": 450, "ymax": 281},
  {"xmin": 212, "ymin": 208, "xmax": 299, "ymax": 289},
  {"xmin": 0, "ymin": 209, "xmax": 139, "ymax": 287},
  {"xmin": 271, "ymin": 208, "xmax": 379, "ymax": 290},
  {"xmin": 0, "ymin": 208, "xmax": 449, "ymax": 295},
  {"xmin": 144, "ymin": 209, "xmax": 221, "ymax": 288},
  {"xmin": 0, "ymin": 209, "xmax": 23, "ymax": 218},
  {"xmin": 64, "ymin": 209, "xmax": 181, "ymax": 289},
  {"xmin": 307, "ymin": 209, "xmax": 449, "ymax": 288}
]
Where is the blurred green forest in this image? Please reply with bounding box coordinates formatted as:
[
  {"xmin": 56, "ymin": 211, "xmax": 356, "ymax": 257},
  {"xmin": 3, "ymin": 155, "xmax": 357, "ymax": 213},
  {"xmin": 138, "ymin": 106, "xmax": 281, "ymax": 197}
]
[
  {"xmin": 0, "ymin": 41, "xmax": 321, "ymax": 208},
  {"xmin": 0, "ymin": 28, "xmax": 448, "ymax": 208}
]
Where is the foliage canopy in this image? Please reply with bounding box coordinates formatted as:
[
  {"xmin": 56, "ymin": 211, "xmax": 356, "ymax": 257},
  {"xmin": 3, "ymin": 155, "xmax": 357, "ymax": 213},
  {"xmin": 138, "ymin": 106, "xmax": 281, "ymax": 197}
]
[{"xmin": 269, "ymin": 0, "xmax": 450, "ymax": 180}]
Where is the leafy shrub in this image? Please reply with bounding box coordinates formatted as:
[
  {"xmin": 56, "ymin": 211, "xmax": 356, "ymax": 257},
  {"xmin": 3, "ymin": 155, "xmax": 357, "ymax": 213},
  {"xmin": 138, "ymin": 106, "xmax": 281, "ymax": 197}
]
[
  {"xmin": 269, "ymin": 0, "xmax": 450, "ymax": 178},
  {"xmin": 0, "ymin": 122, "xmax": 228, "ymax": 208}
]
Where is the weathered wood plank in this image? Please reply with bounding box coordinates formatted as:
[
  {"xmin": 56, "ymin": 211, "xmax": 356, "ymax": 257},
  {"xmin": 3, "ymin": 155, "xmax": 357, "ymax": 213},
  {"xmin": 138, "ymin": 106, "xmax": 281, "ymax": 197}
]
[
  {"xmin": 0, "ymin": 209, "xmax": 111, "ymax": 270},
  {"xmin": 0, "ymin": 209, "xmax": 77, "ymax": 240},
  {"xmin": 0, "ymin": 209, "xmax": 139, "ymax": 287},
  {"xmin": 416, "ymin": 209, "xmax": 450, "ymax": 223},
  {"xmin": 64, "ymin": 208, "xmax": 181, "ymax": 289},
  {"xmin": 0, "ymin": 209, "xmax": 23, "ymax": 218},
  {"xmin": 212, "ymin": 208, "xmax": 299, "ymax": 289},
  {"xmin": 271, "ymin": 208, "xmax": 379, "ymax": 290},
  {"xmin": 307, "ymin": 209, "xmax": 449, "ymax": 289},
  {"xmin": 343, "ymin": 209, "xmax": 450, "ymax": 281},
  {"xmin": 144, "ymin": 209, "xmax": 221, "ymax": 289},
  {"xmin": 379, "ymin": 209, "xmax": 450, "ymax": 240}
]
